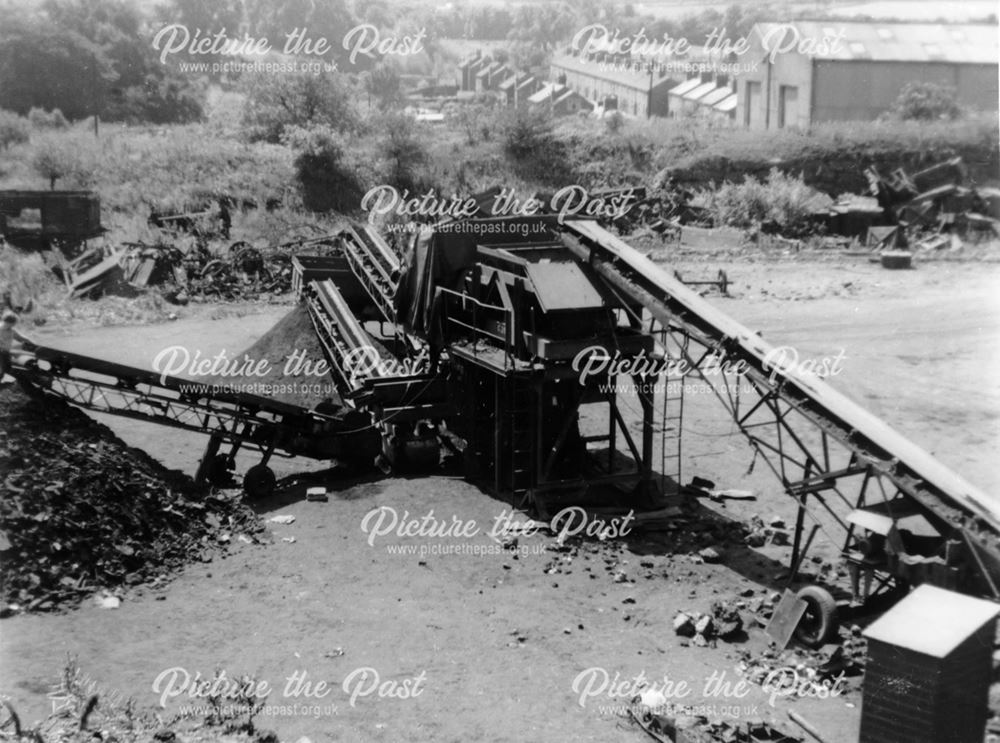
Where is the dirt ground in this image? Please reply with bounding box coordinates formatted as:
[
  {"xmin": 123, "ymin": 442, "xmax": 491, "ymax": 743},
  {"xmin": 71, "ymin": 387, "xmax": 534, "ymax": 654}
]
[{"xmin": 1, "ymin": 253, "xmax": 998, "ymax": 743}]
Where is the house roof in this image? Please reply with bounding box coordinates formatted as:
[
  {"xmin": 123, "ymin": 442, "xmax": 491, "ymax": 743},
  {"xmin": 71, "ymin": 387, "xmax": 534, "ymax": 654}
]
[
  {"xmin": 527, "ymin": 83, "xmax": 558, "ymax": 104},
  {"xmin": 515, "ymin": 76, "xmax": 538, "ymax": 92},
  {"xmin": 751, "ymin": 21, "xmax": 999, "ymax": 64},
  {"xmin": 713, "ymin": 93, "xmax": 738, "ymax": 112},
  {"xmin": 683, "ymin": 80, "xmax": 718, "ymax": 101},
  {"xmin": 554, "ymin": 89, "xmax": 593, "ymax": 109},
  {"xmin": 864, "ymin": 584, "xmax": 999, "ymax": 658},
  {"xmin": 458, "ymin": 52, "xmax": 483, "ymax": 69},
  {"xmin": 700, "ymin": 86, "xmax": 734, "ymax": 106},
  {"xmin": 551, "ymin": 52, "xmax": 674, "ymax": 92},
  {"xmin": 498, "ymin": 73, "xmax": 526, "ymax": 91},
  {"xmin": 476, "ymin": 61, "xmax": 501, "ymax": 78},
  {"xmin": 668, "ymin": 77, "xmax": 703, "ymax": 97}
]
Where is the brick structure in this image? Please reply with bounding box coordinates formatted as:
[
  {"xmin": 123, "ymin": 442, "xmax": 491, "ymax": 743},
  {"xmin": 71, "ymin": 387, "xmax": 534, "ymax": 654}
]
[{"xmin": 861, "ymin": 584, "xmax": 998, "ymax": 743}]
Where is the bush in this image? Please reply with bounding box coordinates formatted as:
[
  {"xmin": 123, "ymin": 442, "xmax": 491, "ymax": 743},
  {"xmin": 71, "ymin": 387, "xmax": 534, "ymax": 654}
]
[
  {"xmin": 500, "ymin": 106, "xmax": 572, "ymax": 185},
  {"xmin": 0, "ymin": 246, "xmax": 56, "ymax": 309},
  {"xmin": 705, "ymin": 168, "xmax": 832, "ymax": 236},
  {"xmin": 891, "ymin": 82, "xmax": 961, "ymax": 121},
  {"xmin": 502, "ymin": 105, "xmax": 554, "ymax": 160},
  {"xmin": 27, "ymin": 107, "xmax": 69, "ymax": 129},
  {"xmin": 605, "ymin": 111, "xmax": 625, "ymax": 135},
  {"xmin": 0, "ymin": 109, "xmax": 30, "ymax": 150}
]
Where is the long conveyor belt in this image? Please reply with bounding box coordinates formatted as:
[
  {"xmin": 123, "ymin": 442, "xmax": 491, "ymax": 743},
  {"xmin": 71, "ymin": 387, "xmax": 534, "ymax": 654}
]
[{"xmin": 562, "ymin": 219, "xmax": 1000, "ymax": 590}]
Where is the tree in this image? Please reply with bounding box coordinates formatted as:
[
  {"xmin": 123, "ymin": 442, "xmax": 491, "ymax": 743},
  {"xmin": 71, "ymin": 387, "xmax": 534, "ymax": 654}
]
[
  {"xmin": 380, "ymin": 113, "xmax": 427, "ymax": 192},
  {"xmin": 0, "ymin": 1, "xmax": 203, "ymax": 124},
  {"xmin": 247, "ymin": 0, "xmax": 356, "ymax": 67},
  {"xmin": 0, "ymin": 19, "xmax": 110, "ymax": 120},
  {"xmin": 31, "ymin": 135, "xmax": 96, "ymax": 189},
  {"xmin": 0, "ymin": 110, "xmax": 30, "ymax": 150},
  {"xmin": 891, "ymin": 82, "xmax": 961, "ymax": 121},
  {"xmin": 363, "ymin": 63, "xmax": 402, "ymax": 111},
  {"xmin": 28, "ymin": 108, "xmax": 69, "ymax": 129},
  {"xmin": 240, "ymin": 70, "xmax": 358, "ymax": 143}
]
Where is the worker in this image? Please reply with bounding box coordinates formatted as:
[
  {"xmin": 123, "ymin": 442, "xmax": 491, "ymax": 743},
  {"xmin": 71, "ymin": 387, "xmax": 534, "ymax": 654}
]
[{"xmin": 0, "ymin": 311, "xmax": 33, "ymax": 384}]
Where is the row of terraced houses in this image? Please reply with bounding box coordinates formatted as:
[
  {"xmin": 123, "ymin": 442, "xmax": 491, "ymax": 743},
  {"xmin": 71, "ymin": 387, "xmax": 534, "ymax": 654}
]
[{"xmin": 457, "ymin": 21, "xmax": 998, "ymax": 129}]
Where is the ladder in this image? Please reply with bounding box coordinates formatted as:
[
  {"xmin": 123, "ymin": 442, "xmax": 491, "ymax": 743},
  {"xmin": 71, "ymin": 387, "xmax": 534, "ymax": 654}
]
[
  {"xmin": 657, "ymin": 321, "xmax": 685, "ymax": 495},
  {"xmin": 506, "ymin": 376, "xmax": 536, "ymax": 498}
]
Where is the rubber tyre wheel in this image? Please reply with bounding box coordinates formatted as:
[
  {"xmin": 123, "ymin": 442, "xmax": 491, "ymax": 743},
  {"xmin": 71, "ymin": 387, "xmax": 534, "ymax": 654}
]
[
  {"xmin": 794, "ymin": 585, "xmax": 839, "ymax": 648},
  {"xmin": 243, "ymin": 464, "xmax": 276, "ymax": 500}
]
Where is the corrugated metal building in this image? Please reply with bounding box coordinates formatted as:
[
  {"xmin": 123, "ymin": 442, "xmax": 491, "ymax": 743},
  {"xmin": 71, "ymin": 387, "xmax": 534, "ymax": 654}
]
[{"xmin": 739, "ymin": 21, "xmax": 999, "ymax": 129}]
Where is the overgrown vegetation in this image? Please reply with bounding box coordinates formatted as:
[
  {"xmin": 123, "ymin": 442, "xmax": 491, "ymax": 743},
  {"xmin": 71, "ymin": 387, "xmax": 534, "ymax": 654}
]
[
  {"xmin": 0, "ymin": 657, "xmax": 273, "ymax": 743},
  {"xmin": 702, "ymin": 169, "xmax": 833, "ymax": 236}
]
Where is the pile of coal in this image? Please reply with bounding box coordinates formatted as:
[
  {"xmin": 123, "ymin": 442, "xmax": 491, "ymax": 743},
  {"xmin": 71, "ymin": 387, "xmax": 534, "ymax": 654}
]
[{"xmin": 0, "ymin": 386, "xmax": 263, "ymax": 613}]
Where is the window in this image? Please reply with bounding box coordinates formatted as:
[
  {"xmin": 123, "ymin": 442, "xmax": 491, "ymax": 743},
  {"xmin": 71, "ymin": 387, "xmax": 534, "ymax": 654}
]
[{"xmin": 876, "ymin": 28, "xmax": 894, "ymax": 40}]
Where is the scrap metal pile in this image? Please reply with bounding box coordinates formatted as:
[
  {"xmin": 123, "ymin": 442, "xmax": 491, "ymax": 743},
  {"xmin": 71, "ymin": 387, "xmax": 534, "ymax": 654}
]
[
  {"xmin": 66, "ymin": 238, "xmax": 302, "ymax": 301},
  {"xmin": 0, "ymin": 386, "xmax": 263, "ymax": 612},
  {"xmin": 817, "ymin": 156, "xmax": 1000, "ymax": 256}
]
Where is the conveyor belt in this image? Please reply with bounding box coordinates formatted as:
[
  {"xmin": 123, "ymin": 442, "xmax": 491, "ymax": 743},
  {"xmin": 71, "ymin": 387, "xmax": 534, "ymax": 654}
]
[
  {"xmin": 562, "ymin": 220, "xmax": 1000, "ymax": 588},
  {"xmin": 10, "ymin": 343, "xmax": 369, "ymax": 462}
]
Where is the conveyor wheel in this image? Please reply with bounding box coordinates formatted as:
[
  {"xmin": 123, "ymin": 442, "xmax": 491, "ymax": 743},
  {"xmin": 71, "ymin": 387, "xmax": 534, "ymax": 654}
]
[{"xmin": 243, "ymin": 464, "xmax": 276, "ymax": 500}]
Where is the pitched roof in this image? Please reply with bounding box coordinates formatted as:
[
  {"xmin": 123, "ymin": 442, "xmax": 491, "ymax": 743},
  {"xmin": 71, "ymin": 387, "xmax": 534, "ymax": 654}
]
[
  {"xmin": 476, "ymin": 61, "xmax": 501, "ymax": 78},
  {"xmin": 713, "ymin": 93, "xmax": 738, "ymax": 112},
  {"xmin": 700, "ymin": 86, "xmax": 734, "ymax": 106},
  {"xmin": 516, "ymin": 76, "xmax": 539, "ymax": 93},
  {"xmin": 683, "ymin": 80, "xmax": 718, "ymax": 101},
  {"xmin": 751, "ymin": 21, "xmax": 998, "ymax": 64},
  {"xmin": 668, "ymin": 77, "xmax": 703, "ymax": 97},
  {"xmin": 498, "ymin": 73, "xmax": 524, "ymax": 91},
  {"xmin": 551, "ymin": 52, "xmax": 675, "ymax": 92},
  {"xmin": 527, "ymin": 83, "xmax": 558, "ymax": 104},
  {"xmin": 554, "ymin": 89, "xmax": 593, "ymax": 109}
]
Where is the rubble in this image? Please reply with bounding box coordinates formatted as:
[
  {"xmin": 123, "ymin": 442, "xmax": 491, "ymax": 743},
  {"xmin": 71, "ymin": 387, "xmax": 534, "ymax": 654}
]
[
  {"xmin": 736, "ymin": 626, "xmax": 867, "ymax": 691},
  {"xmin": 744, "ymin": 515, "xmax": 791, "ymax": 548},
  {"xmin": 673, "ymin": 600, "xmax": 745, "ymax": 645},
  {"xmin": 698, "ymin": 547, "xmax": 723, "ymax": 563},
  {"xmin": 0, "ymin": 386, "xmax": 264, "ymax": 612}
]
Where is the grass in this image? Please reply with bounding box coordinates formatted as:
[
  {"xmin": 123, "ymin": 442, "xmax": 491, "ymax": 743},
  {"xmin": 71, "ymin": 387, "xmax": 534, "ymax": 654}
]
[{"xmin": 0, "ymin": 657, "xmax": 271, "ymax": 743}]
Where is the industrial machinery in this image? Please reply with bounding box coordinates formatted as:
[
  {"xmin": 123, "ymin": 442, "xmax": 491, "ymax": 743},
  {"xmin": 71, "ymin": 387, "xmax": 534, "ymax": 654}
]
[{"xmin": 12, "ymin": 212, "xmax": 1000, "ymax": 619}]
